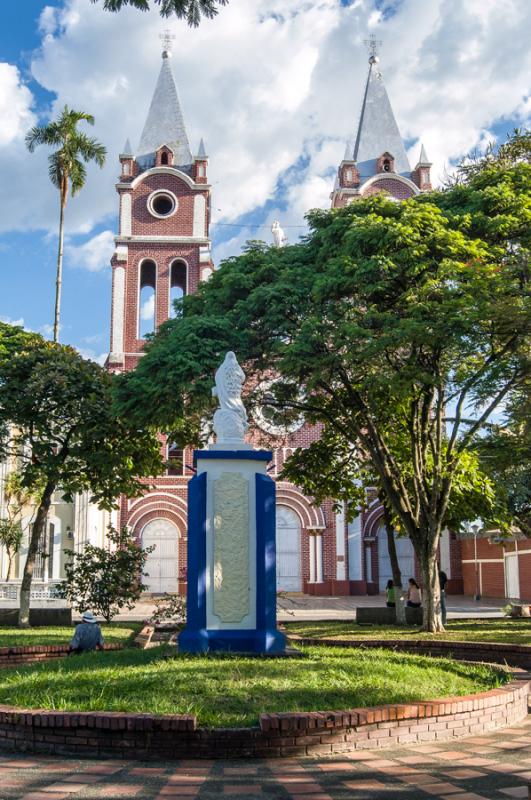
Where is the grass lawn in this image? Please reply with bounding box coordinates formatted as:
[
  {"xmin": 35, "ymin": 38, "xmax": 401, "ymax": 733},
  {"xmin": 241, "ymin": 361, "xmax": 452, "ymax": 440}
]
[
  {"xmin": 0, "ymin": 645, "xmax": 507, "ymax": 727},
  {"xmin": 283, "ymin": 619, "xmax": 531, "ymax": 645},
  {"xmin": 0, "ymin": 623, "xmax": 141, "ymax": 648}
]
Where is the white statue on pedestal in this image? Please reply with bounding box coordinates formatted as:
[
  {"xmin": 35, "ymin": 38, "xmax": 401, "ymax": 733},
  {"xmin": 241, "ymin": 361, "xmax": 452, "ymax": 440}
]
[
  {"xmin": 212, "ymin": 351, "xmax": 249, "ymax": 448},
  {"xmin": 271, "ymin": 220, "xmax": 287, "ymax": 248}
]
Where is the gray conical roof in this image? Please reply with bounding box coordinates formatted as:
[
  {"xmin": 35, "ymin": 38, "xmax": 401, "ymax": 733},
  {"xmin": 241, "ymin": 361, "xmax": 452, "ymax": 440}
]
[
  {"xmin": 197, "ymin": 138, "xmax": 207, "ymax": 158},
  {"xmin": 137, "ymin": 52, "xmax": 192, "ymax": 167},
  {"xmin": 351, "ymin": 58, "xmax": 411, "ymax": 182},
  {"xmin": 417, "ymin": 143, "xmax": 431, "ymax": 165},
  {"xmin": 122, "ymin": 138, "xmax": 133, "ymax": 155}
]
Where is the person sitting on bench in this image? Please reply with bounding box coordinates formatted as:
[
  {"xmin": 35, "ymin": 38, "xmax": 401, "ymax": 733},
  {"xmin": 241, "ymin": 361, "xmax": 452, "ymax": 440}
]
[
  {"xmin": 69, "ymin": 610, "xmax": 104, "ymax": 654},
  {"xmin": 406, "ymin": 578, "xmax": 422, "ymax": 608}
]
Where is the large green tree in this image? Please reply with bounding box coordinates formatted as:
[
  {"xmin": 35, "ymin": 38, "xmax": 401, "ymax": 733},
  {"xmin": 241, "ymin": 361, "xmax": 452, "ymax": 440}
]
[
  {"xmin": 26, "ymin": 108, "xmax": 106, "ymax": 342},
  {"xmin": 0, "ymin": 323, "xmax": 164, "ymax": 627},
  {"xmin": 116, "ymin": 136, "xmax": 529, "ymax": 632},
  {"xmin": 91, "ymin": 0, "xmax": 228, "ymax": 26}
]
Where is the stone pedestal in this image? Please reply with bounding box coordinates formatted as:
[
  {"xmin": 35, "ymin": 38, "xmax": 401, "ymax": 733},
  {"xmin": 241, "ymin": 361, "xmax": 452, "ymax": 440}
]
[{"xmin": 178, "ymin": 449, "xmax": 286, "ymax": 654}]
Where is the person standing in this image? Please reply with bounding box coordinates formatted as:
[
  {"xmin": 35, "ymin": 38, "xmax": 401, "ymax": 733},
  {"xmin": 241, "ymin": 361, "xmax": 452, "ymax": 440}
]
[{"xmin": 386, "ymin": 579, "xmax": 396, "ymax": 608}]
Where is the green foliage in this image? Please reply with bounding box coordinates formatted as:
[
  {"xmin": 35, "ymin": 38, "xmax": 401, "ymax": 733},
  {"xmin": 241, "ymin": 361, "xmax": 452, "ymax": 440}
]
[
  {"xmin": 91, "ymin": 0, "xmax": 228, "ymax": 26},
  {"xmin": 25, "ymin": 107, "xmax": 106, "ymax": 200},
  {"xmin": 115, "ymin": 130, "xmax": 530, "ymax": 632},
  {"xmin": 58, "ymin": 526, "xmax": 154, "ymax": 623},
  {"xmin": 0, "ymin": 645, "xmax": 505, "ymax": 727},
  {"xmin": 0, "ymin": 323, "xmax": 164, "ymax": 508}
]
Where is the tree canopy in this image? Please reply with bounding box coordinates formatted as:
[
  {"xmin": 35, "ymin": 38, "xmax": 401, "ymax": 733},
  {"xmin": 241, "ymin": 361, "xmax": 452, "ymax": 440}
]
[
  {"xmin": 115, "ymin": 132, "xmax": 530, "ymax": 630},
  {"xmin": 0, "ymin": 323, "xmax": 164, "ymax": 625},
  {"xmin": 91, "ymin": 0, "xmax": 228, "ymax": 26}
]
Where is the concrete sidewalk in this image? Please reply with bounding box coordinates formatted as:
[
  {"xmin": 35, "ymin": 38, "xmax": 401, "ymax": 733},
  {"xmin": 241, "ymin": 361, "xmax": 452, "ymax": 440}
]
[{"xmin": 112, "ymin": 594, "xmax": 508, "ymax": 623}]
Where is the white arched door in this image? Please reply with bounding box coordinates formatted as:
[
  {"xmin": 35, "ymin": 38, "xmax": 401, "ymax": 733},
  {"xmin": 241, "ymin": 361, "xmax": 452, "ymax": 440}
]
[
  {"xmin": 377, "ymin": 523, "xmax": 415, "ymax": 592},
  {"xmin": 142, "ymin": 519, "xmax": 179, "ymax": 593},
  {"xmin": 276, "ymin": 505, "xmax": 302, "ymax": 592}
]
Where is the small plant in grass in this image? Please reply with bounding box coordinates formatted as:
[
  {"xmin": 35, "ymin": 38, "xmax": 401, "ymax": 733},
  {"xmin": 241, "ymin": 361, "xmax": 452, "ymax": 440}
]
[
  {"xmin": 58, "ymin": 526, "xmax": 154, "ymax": 623},
  {"xmin": 149, "ymin": 593, "xmax": 187, "ymax": 626}
]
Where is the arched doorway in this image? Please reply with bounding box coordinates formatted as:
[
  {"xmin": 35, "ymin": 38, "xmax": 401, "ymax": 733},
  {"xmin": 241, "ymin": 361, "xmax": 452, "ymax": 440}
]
[
  {"xmin": 276, "ymin": 505, "xmax": 302, "ymax": 592},
  {"xmin": 377, "ymin": 522, "xmax": 415, "ymax": 592},
  {"xmin": 141, "ymin": 519, "xmax": 179, "ymax": 593}
]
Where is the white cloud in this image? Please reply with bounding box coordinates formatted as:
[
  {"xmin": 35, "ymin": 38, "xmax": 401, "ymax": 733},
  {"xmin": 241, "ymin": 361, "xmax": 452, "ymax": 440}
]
[
  {"xmin": 76, "ymin": 346, "xmax": 107, "ymax": 365},
  {"xmin": 0, "ymin": 315, "xmax": 26, "ymax": 328},
  {"xmin": 0, "ymin": 63, "xmax": 35, "ymax": 147},
  {"xmin": 67, "ymin": 230, "xmax": 114, "ymax": 272},
  {"xmin": 140, "ymin": 294, "xmax": 155, "ymax": 322},
  {"xmin": 0, "ymin": 0, "xmax": 528, "ymax": 253}
]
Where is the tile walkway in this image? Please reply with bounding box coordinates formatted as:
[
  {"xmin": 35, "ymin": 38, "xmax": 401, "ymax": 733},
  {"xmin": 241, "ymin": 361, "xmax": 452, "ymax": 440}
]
[{"xmin": 0, "ymin": 718, "xmax": 528, "ymax": 800}]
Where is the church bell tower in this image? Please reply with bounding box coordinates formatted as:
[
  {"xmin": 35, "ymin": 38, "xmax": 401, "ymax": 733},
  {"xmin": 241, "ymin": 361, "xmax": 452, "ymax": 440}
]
[{"xmin": 108, "ymin": 40, "xmax": 213, "ymax": 372}]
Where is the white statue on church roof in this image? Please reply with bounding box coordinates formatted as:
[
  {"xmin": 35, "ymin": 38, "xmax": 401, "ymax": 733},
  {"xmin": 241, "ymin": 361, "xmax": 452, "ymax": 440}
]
[
  {"xmin": 271, "ymin": 220, "xmax": 287, "ymax": 248},
  {"xmin": 211, "ymin": 352, "xmax": 249, "ymax": 448}
]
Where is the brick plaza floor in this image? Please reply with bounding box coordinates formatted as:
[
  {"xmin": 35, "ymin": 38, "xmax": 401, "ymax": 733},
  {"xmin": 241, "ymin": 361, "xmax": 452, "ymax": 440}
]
[{"xmin": 0, "ymin": 718, "xmax": 529, "ymax": 800}]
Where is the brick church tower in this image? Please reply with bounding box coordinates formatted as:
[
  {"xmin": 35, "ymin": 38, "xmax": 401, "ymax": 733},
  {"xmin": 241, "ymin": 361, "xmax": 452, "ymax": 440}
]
[
  {"xmin": 331, "ymin": 47, "xmax": 432, "ymax": 208},
  {"xmin": 107, "ymin": 44, "xmax": 213, "ymax": 593}
]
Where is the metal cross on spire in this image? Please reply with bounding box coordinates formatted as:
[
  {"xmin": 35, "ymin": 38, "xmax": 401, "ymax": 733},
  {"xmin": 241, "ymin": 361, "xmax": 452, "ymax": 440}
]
[
  {"xmin": 160, "ymin": 29, "xmax": 176, "ymax": 55},
  {"xmin": 364, "ymin": 34, "xmax": 383, "ymax": 62}
]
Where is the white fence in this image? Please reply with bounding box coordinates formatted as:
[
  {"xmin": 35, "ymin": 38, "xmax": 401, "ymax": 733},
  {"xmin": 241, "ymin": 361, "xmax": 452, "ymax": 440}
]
[{"xmin": 0, "ymin": 582, "xmax": 69, "ymax": 607}]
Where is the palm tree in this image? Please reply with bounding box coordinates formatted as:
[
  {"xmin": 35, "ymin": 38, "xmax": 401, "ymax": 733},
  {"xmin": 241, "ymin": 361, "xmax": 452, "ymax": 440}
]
[
  {"xmin": 92, "ymin": 0, "xmax": 228, "ymax": 27},
  {"xmin": 26, "ymin": 108, "xmax": 106, "ymax": 342}
]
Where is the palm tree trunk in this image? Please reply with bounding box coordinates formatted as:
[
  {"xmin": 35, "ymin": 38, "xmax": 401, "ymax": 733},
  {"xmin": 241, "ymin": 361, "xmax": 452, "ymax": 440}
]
[
  {"xmin": 18, "ymin": 483, "xmax": 55, "ymax": 628},
  {"xmin": 54, "ymin": 193, "xmax": 66, "ymax": 342}
]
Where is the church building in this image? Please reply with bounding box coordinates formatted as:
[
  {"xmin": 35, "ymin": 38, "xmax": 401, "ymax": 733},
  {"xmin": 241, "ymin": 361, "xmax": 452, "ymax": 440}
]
[{"xmin": 104, "ymin": 42, "xmax": 483, "ymax": 600}]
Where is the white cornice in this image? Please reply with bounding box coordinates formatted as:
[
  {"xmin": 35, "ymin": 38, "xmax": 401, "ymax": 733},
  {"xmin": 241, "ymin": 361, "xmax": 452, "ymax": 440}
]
[
  {"xmin": 114, "ymin": 235, "xmax": 211, "ymax": 244},
  {"xmin": 115, "ymin": 167, "xmax": 210, "ymax": 192}
]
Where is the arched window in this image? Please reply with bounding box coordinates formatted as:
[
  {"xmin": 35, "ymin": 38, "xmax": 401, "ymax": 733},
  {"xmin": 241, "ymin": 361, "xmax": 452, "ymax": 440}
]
[
  {"xmin": 139, "ymin": 259, "xmax": 156, "ymax": 338},
  {"xmin": 161, "ymin": 152, "xmax": 168, "ymax": 166},
  {"xmin": 383, "ymin": 158, "xmax": 391, "ymax": 172},
  {"xmin": 169, "ymin": 260, "xmax": 187, "ymax": 317}
]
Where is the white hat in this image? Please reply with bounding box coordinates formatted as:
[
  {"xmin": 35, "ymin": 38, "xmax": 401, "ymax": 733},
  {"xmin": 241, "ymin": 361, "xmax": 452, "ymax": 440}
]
[{"xmin": 82, "ymin": 611, "xmax": 97, "ymax": 624}]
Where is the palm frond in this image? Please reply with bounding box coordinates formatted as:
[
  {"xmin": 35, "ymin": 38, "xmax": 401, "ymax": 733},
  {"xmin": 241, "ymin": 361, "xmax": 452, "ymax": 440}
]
[
  {"xmin": 73, "ymin": 133, "xmax": 107, "ymax": 167},
  {"xmin": 69, "ymin": 160, "xmax": 87, "ymax": 197},
  {"xmin": 25, "ymin": 123, "xmax": 62, "ymax": 152},
  {"xmin": 47, "ymin": 152, "xmax": 63, "ymax": 191}
]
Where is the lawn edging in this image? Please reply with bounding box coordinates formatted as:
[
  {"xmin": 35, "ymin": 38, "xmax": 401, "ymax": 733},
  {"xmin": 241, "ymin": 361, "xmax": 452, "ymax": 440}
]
[
  {"xmin": 0, "ymin": 643, "xmax": 123, "ymax": 667},
  {"xmin": 294, "ymin": 637, "xmax": 531, "ymax": 669},
  {"xmin": 0, "ymin": 675, "xmax": 527, "ymax": 759}
]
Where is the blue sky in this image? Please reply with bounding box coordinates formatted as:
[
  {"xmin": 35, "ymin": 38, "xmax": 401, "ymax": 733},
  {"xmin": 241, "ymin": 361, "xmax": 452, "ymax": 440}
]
[{"xmin": 0, "ymin": 0, "xmax": 529, "ymax": 362}]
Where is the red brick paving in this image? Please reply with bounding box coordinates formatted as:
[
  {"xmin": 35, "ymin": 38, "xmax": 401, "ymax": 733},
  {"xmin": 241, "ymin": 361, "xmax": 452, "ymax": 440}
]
[{"xmin": 0, "ymin": 717, "xmax": 528, "ymax": 799}]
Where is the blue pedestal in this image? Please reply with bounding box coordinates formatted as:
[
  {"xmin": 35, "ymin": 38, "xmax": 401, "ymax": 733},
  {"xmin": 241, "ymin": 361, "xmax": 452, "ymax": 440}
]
[{"xmin": 178, "ymin": 450, "xmax": 286, "ymax": 654}]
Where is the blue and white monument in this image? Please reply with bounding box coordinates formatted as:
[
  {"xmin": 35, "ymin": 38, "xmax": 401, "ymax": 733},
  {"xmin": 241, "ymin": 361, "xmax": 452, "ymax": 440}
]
[{"xmin": 178, "ymin": 352, "xmax": 286, "ymax": 654}]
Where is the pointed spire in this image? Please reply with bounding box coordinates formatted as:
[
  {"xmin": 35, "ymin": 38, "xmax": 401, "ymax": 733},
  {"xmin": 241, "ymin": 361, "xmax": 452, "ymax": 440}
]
[
  {"xmin": 417, "ymin": 143, "xmax": 431, "ymax": 166},
  {"xmin": 122, "ymin": 138, "xmax": 133, "ymax": 156},
  {"xmin": 351, "ymin": 54, "xmax": 411, "ymax": 181},
  {"xmin": 197, "ymin": 138, "xmax": 207, "ymax": 158},
  {"xmin": 137, "ymin": 50, "xmax": 192, "ymax": 167}
]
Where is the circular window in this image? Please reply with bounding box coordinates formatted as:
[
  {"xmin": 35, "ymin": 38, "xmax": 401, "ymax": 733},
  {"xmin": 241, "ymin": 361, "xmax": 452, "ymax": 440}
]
[{"xmin": 148, "ymin": 190, "xmax": 177, "ymax": 218}]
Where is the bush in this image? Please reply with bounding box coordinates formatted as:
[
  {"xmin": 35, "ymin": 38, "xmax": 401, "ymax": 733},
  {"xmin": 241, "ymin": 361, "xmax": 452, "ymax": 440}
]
[
  {"xmin": 58, "ymin": 526, "xmax": 154, "ymax": 622},
  {"xmin": 149, "ymin": 593, "xmax": 186, "ymax": 626}
]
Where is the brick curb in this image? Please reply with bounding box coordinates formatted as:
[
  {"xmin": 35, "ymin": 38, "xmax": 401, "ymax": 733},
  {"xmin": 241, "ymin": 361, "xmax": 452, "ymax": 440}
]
[
  {"xmin": 0, "ymin": 671, "xmax": 527, "ymax": 759},
  {"xmin": 0, "ymin": 643, "xmax": 123, "ymax": 667},
  {"xmin": 294, "ymin": 636, "xmax": 531, "ymax": 669}
]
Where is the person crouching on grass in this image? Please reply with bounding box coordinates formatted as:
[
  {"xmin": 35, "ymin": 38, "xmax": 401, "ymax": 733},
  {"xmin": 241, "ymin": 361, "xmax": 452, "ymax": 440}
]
[{"xmin": 69, "ymin": 610, "xmax": 104, "ymax": 654}]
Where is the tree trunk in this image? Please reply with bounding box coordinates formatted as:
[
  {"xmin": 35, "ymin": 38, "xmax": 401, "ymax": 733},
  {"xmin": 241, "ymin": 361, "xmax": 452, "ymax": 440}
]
[
  {"xmin": 382, "ymin": 506, "xmax": 406, "ymax": 625},
  {"xmin": 18, "ymin": 484, "xmax": 54, "ymax": 628},
  {"xmin": 6, "ymin": 552, "xmax": 13, "ymax": 581},
  {"xmin": 419, "ymin": 545, "xmax": 444, "ymax": 633},
  {"xmin": 54, "ymin": 195, "xmax": 66, "ymax": 342}
]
